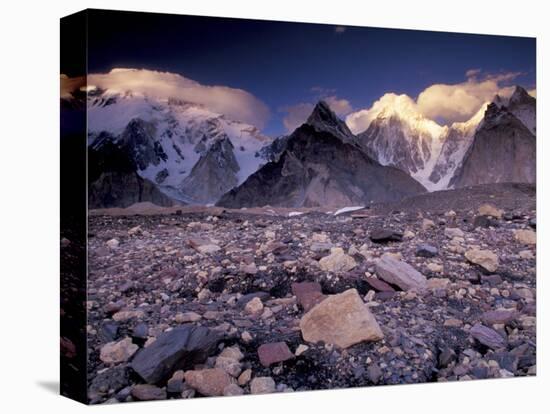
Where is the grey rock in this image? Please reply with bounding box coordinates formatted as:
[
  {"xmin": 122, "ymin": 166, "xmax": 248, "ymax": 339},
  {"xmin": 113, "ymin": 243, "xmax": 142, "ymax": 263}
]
[
  {"xmin": 370, "ymin": 229, "xmax": 403, "ymax": 243},
  {"xmin": 415, "ymin": 243, "xmax": 438, "ymax": 258},
  {"xmin": 130, "ymin": 325, "xmax": 221, "ymax": 384},
  {"xmin": 375, "ymin": 254, "xmax": 427, "ymax": 291},
  {"xmin": 470, "ymin": 324, "xmax": 506, "ymax": 350}
]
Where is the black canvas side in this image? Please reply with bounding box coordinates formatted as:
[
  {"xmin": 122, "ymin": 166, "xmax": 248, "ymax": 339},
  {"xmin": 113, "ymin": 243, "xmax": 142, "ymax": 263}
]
[{"xmin": 60, "ymin": 9, "xmax": 88, "ymax": 404}]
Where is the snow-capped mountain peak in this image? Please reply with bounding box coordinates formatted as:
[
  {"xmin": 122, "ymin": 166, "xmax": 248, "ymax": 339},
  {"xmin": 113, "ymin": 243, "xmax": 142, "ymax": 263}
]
[{"xmin": 81, "ymin": 80, "xmax": 273, "ymax": 204}]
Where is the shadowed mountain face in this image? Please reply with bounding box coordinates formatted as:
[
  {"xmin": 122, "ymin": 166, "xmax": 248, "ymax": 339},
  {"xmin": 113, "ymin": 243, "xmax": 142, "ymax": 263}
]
[
  {"xmin": 179, "ymin": 135, "xmax": 240, "ymax": 204},
  {"xmin": 88, "ymin": 140, "xmax": 174, "ymax": 208},
  {"xmin": 217, "ymin": 104, "xmax": 426, "ymax": 208},
  {"xmin": 450, "ymin": 102, "xmax": 536, "ymax": 188}
]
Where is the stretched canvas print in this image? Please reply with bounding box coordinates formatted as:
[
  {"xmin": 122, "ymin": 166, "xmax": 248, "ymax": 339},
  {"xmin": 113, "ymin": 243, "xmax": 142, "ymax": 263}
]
[{"xmin": 60, "ymin": 9, "xmax": 537, "ymax": 404}]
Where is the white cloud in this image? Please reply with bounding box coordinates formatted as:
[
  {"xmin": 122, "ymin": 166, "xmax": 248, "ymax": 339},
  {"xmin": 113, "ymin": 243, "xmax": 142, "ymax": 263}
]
[
  {"xmin": 416, "ymin": 73, "xmax": 518, "ymax": 122},
  {"xmin": 324, "ymin": 96, "xmax": 353, "ymax": 116},
  {"xmin": 465, "ymin": 68, "xmax": 482, "ymax": 79},
  {"xmin": 281, "ymin": 102, "xmax": 314, "ymax": 132},
  {"xmin": 346, "ymin": 70, "xmax": 526, "ymax": 133},
  {"xmin": 63, "ymin": 68, "xmax": 270, "ymax": 128}
]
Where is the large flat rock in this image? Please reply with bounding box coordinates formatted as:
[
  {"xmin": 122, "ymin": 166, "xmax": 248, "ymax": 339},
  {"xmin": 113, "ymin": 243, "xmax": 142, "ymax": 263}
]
[
  {"xmin": 299, "ymin": 288, "xmax": 384, "ymax": 348},
  {"xmin": 375, "ymin": 254, "xmax": 427, "ymax": 291}
]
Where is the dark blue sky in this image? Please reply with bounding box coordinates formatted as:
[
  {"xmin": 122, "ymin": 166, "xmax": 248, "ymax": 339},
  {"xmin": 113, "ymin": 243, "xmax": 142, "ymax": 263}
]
[{"xmin": 86, "ymin": 9, "xmax": 536, "ymax": 136}]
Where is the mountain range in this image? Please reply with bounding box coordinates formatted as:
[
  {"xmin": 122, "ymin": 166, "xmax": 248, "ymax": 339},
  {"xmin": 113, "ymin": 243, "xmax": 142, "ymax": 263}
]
[{"xmin": 60, "ymin": 76, "xmax": 536, "ymax": 209}]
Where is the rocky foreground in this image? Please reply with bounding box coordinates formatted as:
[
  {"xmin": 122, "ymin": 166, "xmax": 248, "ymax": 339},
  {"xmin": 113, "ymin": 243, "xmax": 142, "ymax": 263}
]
[{"xmin": 83, "ymin": 183, "xmax": 536, "ymax": 403}]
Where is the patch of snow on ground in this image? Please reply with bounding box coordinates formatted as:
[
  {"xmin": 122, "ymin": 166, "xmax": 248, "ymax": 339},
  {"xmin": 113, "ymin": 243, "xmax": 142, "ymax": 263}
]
[{"xmin": 333, "ymin": 206, "xmax": 365, "ymax": 216}]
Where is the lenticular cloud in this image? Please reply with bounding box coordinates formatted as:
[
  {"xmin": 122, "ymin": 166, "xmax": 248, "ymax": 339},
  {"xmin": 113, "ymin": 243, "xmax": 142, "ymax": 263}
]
[{"xmin": 62, "ymin": 68, "xmax": 271, "ymax": 129}]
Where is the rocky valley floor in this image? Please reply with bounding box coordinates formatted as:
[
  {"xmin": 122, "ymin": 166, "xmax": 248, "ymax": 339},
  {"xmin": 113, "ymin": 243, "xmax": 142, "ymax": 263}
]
[{"xmin": 81, "ymin": 183, "xmax": 536, "ymax": 403}]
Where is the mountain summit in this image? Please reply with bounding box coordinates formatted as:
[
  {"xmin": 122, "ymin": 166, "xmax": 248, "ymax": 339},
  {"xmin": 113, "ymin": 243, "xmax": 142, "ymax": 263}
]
[
  {"xmin": 306, "ymin": 100, "xmax": 356, "ymax": 143},
  {"xmin": 217, "ymin": 105, "xmax": 426, "ymax": 208}
]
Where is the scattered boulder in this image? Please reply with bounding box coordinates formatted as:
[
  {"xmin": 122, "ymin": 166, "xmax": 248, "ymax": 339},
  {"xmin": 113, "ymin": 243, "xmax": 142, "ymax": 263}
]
[
  {"xmin": 444, "ymin": 227, "xmax": 464, "ymax": 238},
  {"xmin": 175, "ymin": 312, "xmax": 202, "ymax": 323},
  {"xmin": 438, "ymin": 348, "xmax": 457, "ymax": 368},
  {"xmin": 250, "ymin": 377, "xmax": 276, "ymax": 394},
  {"xmin": 131, "ymin": 325, "xmax": 221, "ymax": 384},
  {"xmin": 375, "ymin": 254, "xmax": 427, "ymax": 291},
  {"xmin": 258, "ymin": 342, "xmax": 295, "ymax": 367},
  {"xmin": 166, "ymin": 370, "xmax": 184, "ymax": 394},
  {"xmin": 465, "ymin": 249, "xmax": 499, "ymax": 272},
  {"xmin": 131, "ymin": 384, "xmax": 166, "ymax": 401},
  {"xmin": 473, "ymin": 215, "xmax": 498, "ymax": 229},
  {"xmin": 106, "ymin": 238, "xmax": 120, "ymax": 249},
  {"xmin": 427, "ymin": 263, "xmax": 443, "ymax": 273},
  {"xmin": 514, "ymin": 229, "xmax": 536, "ymax": 245},
  {"xmin": 481, "ymin": 309, "xmax": 517, "ymax": 326},
  {"xmin": 318, "ymin": 247, "xmax": 357, "ymax": 273},
  {"xmin": 223, "ymin": 383, "xmax": 244, "ymax": 396},
  {"xmin": 112, "ymin": 310, "xmax": 145, "ymax": 322},
  {"xmin": 187, "ymin": 237, "xmax": 221, "ymax": 254},
  {"xmin": 299, "ymin": 288, "xmax": 384, "ymax": 348},
  {"xmin": 369, "ymin": 229, "xmax": 403, "ymax": 243},
  {"xmin": 478, "ymin": 204, "xmax": 503, "ymax": 218},
  {"xmin": 291, "ymin": 282, "xmax": 325, "ymax": 311},
  {"xmin": 421, "ymin": 218, "xmax": 436, "ymax": 231},
  {"xmin": 244, "ymin": 297, "xmax": 264, "ymax": 315},
  {"xmin": 470, "ymin": 324, "xmax": 506, "ymax": 349},
  {"xmin": 415, "ymin": 243, "xmax": 438, "ymax": 258},
  {"xmin": 365, "ymin": 277, "xmax": 395, "ymax": 292},
  {"xmin": 184, "ymin": 368, "xmax": 235, "ymax": 397},
  {"xmin": 99, "ymin": 337, "xmax": 138, "ymax": 364},
  {"xmin": 215, "ymin": 347, "xmax": 244, "ymax": 377}
]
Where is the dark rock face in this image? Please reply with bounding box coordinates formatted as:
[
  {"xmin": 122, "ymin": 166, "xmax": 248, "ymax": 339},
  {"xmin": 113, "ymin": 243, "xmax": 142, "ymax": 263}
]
[
  {"xmin": 450, "ymin": 103, "xmax": 536, "ymax": 189},
  {"xmin": 130, "ymin": 325, "xmax": 221, "ymax": 384},
  {"xmin": 218, "ymin": 123, "xmax": 426, "ymax": 208},
  {"xmin": 180, "ymin": 136, "xmax": 240, "ymax": 204},
  {"xmin": 118, "ymin": 119, "xmax": 167, "ymax": 171},
  {"xmin": 88, "ymin": 140, "xmax": 174, "ymax": 209},
  {"xmin": 306, "ymin": 101, "xmax": 356, "ymax": 144},
  {"xmin": 505, "ymin": 86, "xmax": 536, "ymax": 135}
]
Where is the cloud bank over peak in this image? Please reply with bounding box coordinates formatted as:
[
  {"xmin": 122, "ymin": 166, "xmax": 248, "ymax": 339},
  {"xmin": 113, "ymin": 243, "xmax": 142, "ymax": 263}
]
[
  {"xmin": 346, "ymin": 70, "xmax": 526, "ymax": 134},
  {"xmin": 62, "ymin": 68, "xmax": 271, "ymax": 128}
]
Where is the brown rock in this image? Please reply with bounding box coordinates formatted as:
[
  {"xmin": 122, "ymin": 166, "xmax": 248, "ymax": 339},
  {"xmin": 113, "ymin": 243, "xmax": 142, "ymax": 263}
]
[
  {"xmin": 478, "ymin": 204, "xmax": 504, "ymax": 218},
  {"xmin": 482, "ymin": 309, "xmax": 517, "ymax": 325},
  {"xmin": 365, "ymin": 278, "xmax": 395, "ymax": 292},
  {"xmin": 258, "ymin": 342, "xmax": 295, "ymax": 366},
  {"xmin": 131, "ymin": 384, "xmax": 167, "ymax": 401},
  {"xmin": 250, "ymin": 377, "xmax": 276, "ymax": 394},
  {"xmin": 514, "ymin": 229, "xmax": 536, "ymax": 245},
  {"xmin": 465, "ymin": 248, "xmax": 499, "ymax": 272},
  {"xmin": 184, "ymin": 368, "xmax": 235, "ymax": 397},
  {"xmin": 99, "ymin": 337, "xmax": 138, "ymax": 364},
  {"xmin": 299, "ymin": 288, "xmax": 384, "ymax": 348},
  {"xmin": 291, "ymin": 282, "xmax": 325, "ymax": 311},
  {"xmin": 318, "ymin": 247, "xmax": 357, "ymax": 273}
]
